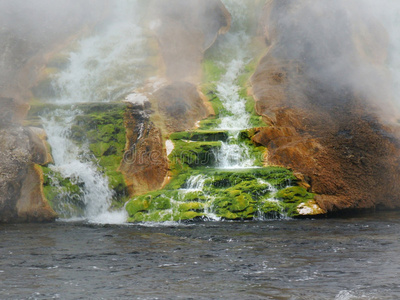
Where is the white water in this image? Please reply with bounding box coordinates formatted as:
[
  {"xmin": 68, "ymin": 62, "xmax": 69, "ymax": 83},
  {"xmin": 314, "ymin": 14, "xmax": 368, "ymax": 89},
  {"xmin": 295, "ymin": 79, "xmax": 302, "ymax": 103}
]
[
  {"xmin": 217, "ymin": 135, "xmax": 255, "ymax": 169},
  {"xmin": 211, "ymin": 1, "xmax": 257, "ymax": 169},
  {"xmin": 41, "ymin": 109, "xmax": 128, "ymax": 224},
  {"xmin": 216, "ymin": 58, "xmax": 251, "ymax": 130},
  {"xmin": 180, "ymin": 174, "xmax": 207, "ymax": 192},
  {"xmin": 50, "ymin": 1, "xmax": 145, "ymax": 104},
  {"xmin": 253, "ymin": 179, "xmax": 288, "ymax": 220},
  {"xmin": 41, "ymin": 1, "xmax": 147, "ymax": 224}
]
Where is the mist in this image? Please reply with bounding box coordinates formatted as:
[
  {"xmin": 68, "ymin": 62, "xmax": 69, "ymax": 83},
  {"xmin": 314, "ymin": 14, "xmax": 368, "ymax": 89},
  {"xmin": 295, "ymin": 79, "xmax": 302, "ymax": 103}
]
[
  {"xmin": 263, "ymin": 0, "xmax": 400, "ymax": 122},
  {"xmin": 1, "ymin": 0, "xmax": 400, "ymax": 120}
]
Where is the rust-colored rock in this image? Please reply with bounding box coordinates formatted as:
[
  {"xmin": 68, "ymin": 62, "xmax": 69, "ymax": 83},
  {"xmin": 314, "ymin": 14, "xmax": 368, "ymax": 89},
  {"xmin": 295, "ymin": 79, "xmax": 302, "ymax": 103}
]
[
  {"xmin": 16, "ymin": 164, "xmax": 57, "ymax": 222},
  {"xmin": 251, "ymin": 0, "xmax": 400, "ymax": 212},
  {"xmin": 119, "ymin": 102, "xmax": 169, "ymax": 196},
  {"xmin": 154, "ymin": 81, "xmax": 210, "ymax": 133}
]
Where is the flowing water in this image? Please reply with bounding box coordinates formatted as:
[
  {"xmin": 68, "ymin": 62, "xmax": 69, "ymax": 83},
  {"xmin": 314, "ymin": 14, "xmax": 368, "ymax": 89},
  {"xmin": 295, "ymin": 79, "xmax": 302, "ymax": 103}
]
[
  {"xmin": 41, "ymin": 108, "xmax": 117, "ymax": 223},
  {"xmin": 40, "ymin": 0, "xmax": 146, "ymax": 223},
  {"xmin": 213, "ymin": 0, "xmax": 257, "ymax": 170},
  {"xmin": 1, "ymin": 212, "xmax": 400, "ymax": 299},
  {"xmin": 40, "ymin": 0, "xmax": 262, "ymax": 222},
  {"xmin": 4, "ymin": 1, "xmax": 400, "ymax": 299}
]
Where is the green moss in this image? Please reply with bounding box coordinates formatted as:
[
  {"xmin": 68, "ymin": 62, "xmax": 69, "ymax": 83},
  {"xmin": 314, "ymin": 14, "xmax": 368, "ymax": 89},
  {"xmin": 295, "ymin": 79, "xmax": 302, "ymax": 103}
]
[
  {"xmin": 200, "ymin": 59, "xmax": 227, "ymax": 119},
  {"xmin": 68, "ymin": 103, "xmax": 127, "ymax": 201},
  {"xmin": 41, "ymin": 166, "xmax": 86, "ymax": 218},
  {"xmin": 237, "ymin": 59, "xmax": 266, "ymax": 128},
  {"xmin": 180, "ymin": 191, "xmax": 207, "ymax": 202},
  {"xmin": 237, "ymin": 129, "xmax": 266, "ymax": 166},
  {"xmin": 276, "ymin": 186, "xmax": 315, "ymax": 217},
  {"xmin": 168, "ymin": 140, "xmax": 221, "ymax": 172},
  {"xmin": 198, "ymin": 118, "xmax": 221, "ymax": 130},
  {"xmin": 105, "ymin": 170, "xmax": 126, "ymax": 197},
  {"xmin": 202, "ymin": 59, "xmax": 224, "ymax": 84},
  {"xmin": 177, "ymin": 202, "xmax": 205, "ymax": 212},
  {"xmin": 125, "ymin": 165, "xmax": 313, "ymax": 222},
  {"xmin": 125, "ymin": 189, "xmax": 206, "ymax": 222},
  {"xmin": 33, "ymin": 103, "xmax": 128, "ymax": 207},
  {"xmin": 125, "ymin": 198, "xmax": 150, "ymax": 216},
  {"xmin": 259, "ymin": 200, "xmax": 284, "ymax": 219},
  {"xmin": 170, "ymin": 130, "xmax": 229, "ymax": 142},
  {"xmin": 276, "ymin": 186, "xmax": 314, "ymax": 203}
]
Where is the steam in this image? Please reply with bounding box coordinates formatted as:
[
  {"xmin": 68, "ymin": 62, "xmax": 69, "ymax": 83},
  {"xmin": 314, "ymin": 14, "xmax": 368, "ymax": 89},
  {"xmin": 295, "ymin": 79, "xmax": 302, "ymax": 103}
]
[
  {"xmin": 2, "ymin": 0, "xmax": 400, "ymax": 121},
  {"xmin": 0, "ymin": 0, "xmax": 109, "ymax": 97},
  {"xmin": 267, "ymin": 0, "xmax": 400, "ymax": 120}
]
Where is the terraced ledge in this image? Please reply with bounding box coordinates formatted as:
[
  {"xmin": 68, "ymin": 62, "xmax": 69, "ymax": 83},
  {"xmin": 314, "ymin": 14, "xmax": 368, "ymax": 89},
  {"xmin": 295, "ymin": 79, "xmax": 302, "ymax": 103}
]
[{"xmin": 125, "ymin": 167, "xmax": 317, "ymax": 222}]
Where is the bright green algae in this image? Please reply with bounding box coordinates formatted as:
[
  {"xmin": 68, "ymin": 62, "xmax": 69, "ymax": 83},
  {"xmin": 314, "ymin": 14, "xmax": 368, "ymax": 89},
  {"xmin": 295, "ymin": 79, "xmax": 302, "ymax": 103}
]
[
  {"xmin": 69, "ymin": 103, "xmax": 127, "ymax": 201},
  {"xmin": 42, "ymin": 166, "xmax": 86, "ymax": 218},
  {"xmin": 126, "ymin": 127, "xmax": 315, "ymax": 222},
  {"xmin": 31, "ymin": 103, "xmax": 129, "ymax": 217},
  {"xmin": 126, "ymin": 166, "xmax": 314, "ymax": 222}
]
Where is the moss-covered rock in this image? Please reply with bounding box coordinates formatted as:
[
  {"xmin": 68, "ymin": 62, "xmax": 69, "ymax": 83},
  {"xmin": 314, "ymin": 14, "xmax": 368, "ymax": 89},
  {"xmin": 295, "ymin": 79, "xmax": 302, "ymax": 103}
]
[
  {"xmin": 31, "ymin": 103, "xmax": 129, "ymax": 213},
  {"xmin": 168, "ymin": 140, "xmax": 221, "ymax": 172},
  {"xmin": 125, "ymin": 190, "xmax": 206, "ymax": 222},
  {"xmin": 126, "ymin": 166, "xmax": 315, "ymax": 222},
  {"xmin": 276, "ymin": 186, "xmax": 315, "ymax": 217},
  {"xmin": 41, "ymin": 166, "xmax": 86, "ymax": 218},
  {"xmin": 170, "ymin": 130, "xmax": 229, "ymax": 142}
]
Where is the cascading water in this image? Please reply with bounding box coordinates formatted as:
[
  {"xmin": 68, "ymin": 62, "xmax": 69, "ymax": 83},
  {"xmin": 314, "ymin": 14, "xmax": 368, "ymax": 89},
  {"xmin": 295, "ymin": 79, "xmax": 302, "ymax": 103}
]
[
  {"xmin": 213, "ymin": 0, "xmax": 257, "ymax": 169},
  {"xmin": 41, "ymin": 108, "xmax": 127, "ymax": 224},
  {"xmin": 180, "ymin": 175, "xmax": 206, "ymax": 192},
  {"xmin": 253, "ymin": 179, "xmax": 288, "ymax": 220},
  {"xmin": 216, "ymin": 134, "xmax": 255, "ymax": 169},
  {"xmin": 41, "ymin": 0, "xmax": 146, "ymax": 223},
  {"xmin": 51, "ymin": 3, "xmax": 146, "ymax": 104}
]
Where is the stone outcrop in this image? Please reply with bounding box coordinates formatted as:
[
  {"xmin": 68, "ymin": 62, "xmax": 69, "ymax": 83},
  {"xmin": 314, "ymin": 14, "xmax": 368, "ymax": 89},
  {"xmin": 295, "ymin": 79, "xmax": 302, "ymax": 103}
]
[
  {"xmin": 120, "ymin": 101, "xmax": 169, "ymax": 196},
  {"xmin": 1, "ymin": 95, "xmax": 55, "ymax": 222},
  {"xmin": 0, "ymin": 124, "xmax": 56, "ymax": 222},
  {"xmin": 155, "ymin": 82, "xmax": 210, "ymax": 132},
  {"xmin": 251, "ymin": 0, "xmax": 400, "ymax": 212}
]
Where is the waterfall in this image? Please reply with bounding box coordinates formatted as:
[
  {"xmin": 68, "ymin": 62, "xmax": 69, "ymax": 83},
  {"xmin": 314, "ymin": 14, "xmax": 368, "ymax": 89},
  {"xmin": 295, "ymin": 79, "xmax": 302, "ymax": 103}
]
[
  {"xmin": 253, "ymin": 179, "xmax": 288, "ymax": 220},
  {"xmin": 42, "ymin": 108, "xmax": 128, "ymax": 224},
  {"xmin": 51, "ymin": 4, "xmax": 145, "ymax": 104},
  {"xmin": 181, "ymin": 175, "xmax": 207, "ymax": 192},
  {"xmin": 41, "ymin": 0, "xmax": 146, "ymax": 223},
  {"xmin": 216, "ymin": 133, "xmax": 255, "ymax": 169},
  {"xmin": 213, "ymin": 0, "xmax": 257, "ymax": 169},
  {"xmin": 216, "ymin": 58, "xmax": 251, "ymax": 131}
]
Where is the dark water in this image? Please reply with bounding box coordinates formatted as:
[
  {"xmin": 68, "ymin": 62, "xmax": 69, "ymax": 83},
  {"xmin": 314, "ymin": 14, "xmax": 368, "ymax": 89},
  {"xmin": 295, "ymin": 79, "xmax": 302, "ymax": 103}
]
[{"xmin": 1, "ymin": 212, "xmax": 400, "ymax": 300}]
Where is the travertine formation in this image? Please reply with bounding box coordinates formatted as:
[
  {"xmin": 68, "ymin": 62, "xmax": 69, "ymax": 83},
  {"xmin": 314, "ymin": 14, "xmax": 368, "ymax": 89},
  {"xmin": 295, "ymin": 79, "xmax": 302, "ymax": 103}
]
[{"xmin": 251, "ymin": 0, "xmax": 400, "ymax": 212}]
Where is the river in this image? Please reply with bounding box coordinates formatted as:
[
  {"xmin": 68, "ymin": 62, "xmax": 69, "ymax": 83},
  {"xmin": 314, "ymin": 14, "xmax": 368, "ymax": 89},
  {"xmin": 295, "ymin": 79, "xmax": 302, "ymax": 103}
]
[{"xmin": 1, "ymin": 212, "xmax": 400, "ymax": 299}]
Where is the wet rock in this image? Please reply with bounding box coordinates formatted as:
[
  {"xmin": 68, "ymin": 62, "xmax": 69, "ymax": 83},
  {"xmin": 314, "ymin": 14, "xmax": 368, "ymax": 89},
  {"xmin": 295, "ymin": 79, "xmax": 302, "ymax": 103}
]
[
  {"xmin": 125, "ymin": 166, "xmax": 314, "ymax": 222},
  {"xmin": 0, "ymin": 125, "xmax": 56, "ymax": 222},
  {"xmin": 119, "ymin": 103, "xmax": 169, "ymax": 196},
  {"xmin": 251, "ymin": 0, "xmax": 400, "ymax": 212},
  {"xmin": 154, "ymin": 82, "xmax": 210, "ymax": 132}
]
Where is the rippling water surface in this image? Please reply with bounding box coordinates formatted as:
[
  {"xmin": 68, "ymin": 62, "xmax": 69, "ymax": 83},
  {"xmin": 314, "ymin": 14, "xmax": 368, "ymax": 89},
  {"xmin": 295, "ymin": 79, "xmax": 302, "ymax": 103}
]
[{"xmin": 1, "ymin": 212, "xmax": 400, "ymax": 299}]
